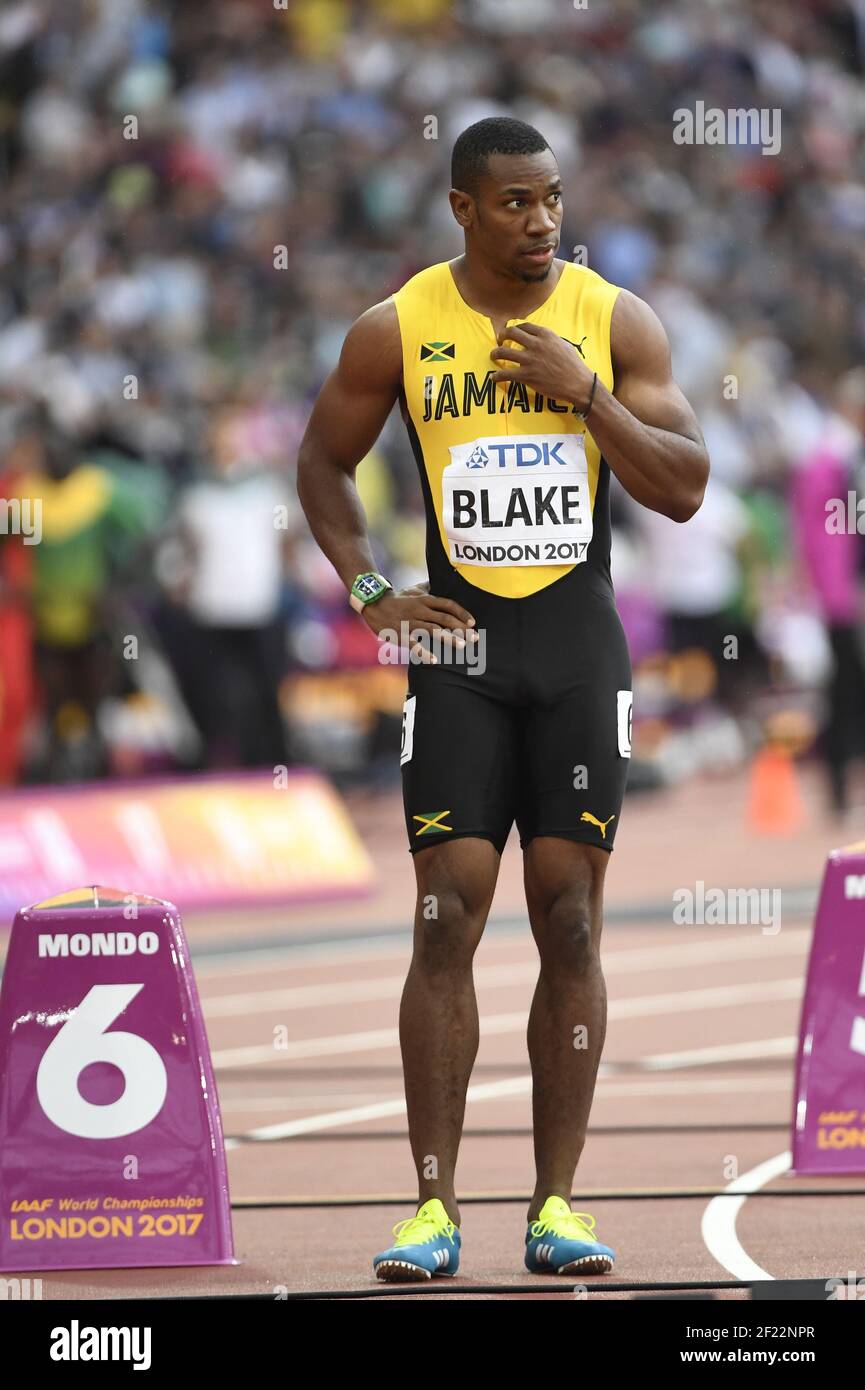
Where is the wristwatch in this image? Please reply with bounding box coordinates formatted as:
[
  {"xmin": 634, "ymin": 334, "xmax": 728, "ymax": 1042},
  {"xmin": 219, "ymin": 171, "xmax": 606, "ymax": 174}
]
[{"xmin": 349, "ymin": 572, "xmax": 393, "ymax": 613}]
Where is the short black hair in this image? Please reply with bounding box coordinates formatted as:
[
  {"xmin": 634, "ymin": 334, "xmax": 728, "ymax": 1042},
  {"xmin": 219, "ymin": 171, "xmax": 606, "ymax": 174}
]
[{"xmin": 451, "ymin": 117, "xmax": 551, "ymax": 195}]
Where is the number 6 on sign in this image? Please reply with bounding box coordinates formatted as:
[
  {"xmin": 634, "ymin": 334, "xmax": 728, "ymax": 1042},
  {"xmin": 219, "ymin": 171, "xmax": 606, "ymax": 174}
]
[
  {"xmin": 36, "ymin": 984, "xmax": 168, "ymax": 1139},
  {"xmin": 0, "ymin": 886, "xmax": 234, "ymax": 1272}
]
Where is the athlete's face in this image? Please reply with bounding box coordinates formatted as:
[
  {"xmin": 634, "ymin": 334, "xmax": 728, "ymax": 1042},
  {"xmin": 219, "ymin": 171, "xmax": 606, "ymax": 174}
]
[{"xmin": 452, "ymin": 150, "xmax": 564, "ymax": 283}]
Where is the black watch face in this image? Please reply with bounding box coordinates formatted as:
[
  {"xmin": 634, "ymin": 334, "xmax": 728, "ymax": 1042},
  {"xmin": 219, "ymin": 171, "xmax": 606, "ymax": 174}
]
[{"xmin": 358, "ymin": 575, "xmax": 380, "ymax": 600}]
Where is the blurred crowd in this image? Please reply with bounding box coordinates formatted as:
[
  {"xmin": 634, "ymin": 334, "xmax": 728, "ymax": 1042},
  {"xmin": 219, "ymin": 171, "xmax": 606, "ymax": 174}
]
[{"xmin": 1, "ymin": 0, "xmax": 865, "ymax": 808}]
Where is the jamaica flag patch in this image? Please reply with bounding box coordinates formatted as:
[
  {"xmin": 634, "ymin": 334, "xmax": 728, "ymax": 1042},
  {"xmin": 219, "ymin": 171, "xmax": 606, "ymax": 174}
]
[
  {"xmin": 420, "ymin": 342, "xmax": 456, "ymax": 362},
  {"xmin": 413, "ymin": 810, "xmax": 453, "ymax": 836}
]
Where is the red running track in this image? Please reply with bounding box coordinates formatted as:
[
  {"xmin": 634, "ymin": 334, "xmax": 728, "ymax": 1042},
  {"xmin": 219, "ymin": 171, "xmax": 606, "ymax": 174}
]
[{"xmin": 3, "ymin": 765, "xmax": 864, "ymax": 1300}]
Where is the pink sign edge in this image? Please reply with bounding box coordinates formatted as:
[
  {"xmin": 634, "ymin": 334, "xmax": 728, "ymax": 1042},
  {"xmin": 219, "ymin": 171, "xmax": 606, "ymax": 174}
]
[{"xmin": 789, "ymin": 846, "xmax": 865, "ymax": 1175}]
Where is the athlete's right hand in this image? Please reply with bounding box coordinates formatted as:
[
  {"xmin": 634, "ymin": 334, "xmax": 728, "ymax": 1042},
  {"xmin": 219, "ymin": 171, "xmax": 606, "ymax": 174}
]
[{"xmin": 360, "ymin": 588, "xmax": 478, "ymax": 664}]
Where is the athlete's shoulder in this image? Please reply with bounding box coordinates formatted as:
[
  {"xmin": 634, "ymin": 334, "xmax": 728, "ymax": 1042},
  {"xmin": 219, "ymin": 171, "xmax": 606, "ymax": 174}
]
[
  {"xmin": 339, "ymin": 297, "xmax": 401, "ymax": 385},
  {"xmin": 560, "ymin": 259, "xmax": 624, "ymax": 301},
  {"xmin": 607, "ymin": 287, "xmax": 673, "ymax": 371},
  {"xmin": 391, "ymin": 260, "xmax": 455, "ymax": 308},
  {"xmin": 340, "ymin": 264, "xmax": 454, "ymax": 385}
]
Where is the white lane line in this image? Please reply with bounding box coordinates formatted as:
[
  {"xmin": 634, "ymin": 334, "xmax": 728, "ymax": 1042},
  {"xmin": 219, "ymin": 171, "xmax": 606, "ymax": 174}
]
[
  {"xmin": 223, "ymin": 1048, "xmax": 792, "ymax": 1146},
  {"xmin": 222, "ymin": 1099, "xmax": 405, "ymax": 1147},
  {"xmin": 211, "ymin": 977, "xmax": 803, "ymax": 1068},
  {"xmin": 201, "ymin": 931, "xmax": 809, "ymax": 1017},
  {"xmin": 611, "ymin": 978, "xmax": 800, "ymax": 1019},
  {"xmin": 220, "ymin": 1061, "xmax": 794, "ymax": 1119},
  {"xmin": 195, "ymin": 935, "xmax": 417, "ymax": 979},
  {"xmin": 223, "ymin": 1075, "xmax": 529, "ymax": 1147},
  {"xmin": 594, "ymin": 1076, "xmax": 790, "ymax": 1099},
  {"xmin": 642, "ymin": 1036, "xmax": 795, "ymax": 1071},
  {"xmin": 700, "ymin": 1150, "xmax": 792, "ymax": 1281},
  {"xmin": 196, "ymin": 921, "xmax": 811, "ymax": 981},
  {"xmin": 221, "ymin": 1095, "xmax": 391, "ymax": 1111},
  {"xmin": 222, "ymin": 1072, "xmax": 792, "ymax": 1122},
  {"xmin": 205, "ymin": 960, "xmax": 532, "ymax": 1016}
]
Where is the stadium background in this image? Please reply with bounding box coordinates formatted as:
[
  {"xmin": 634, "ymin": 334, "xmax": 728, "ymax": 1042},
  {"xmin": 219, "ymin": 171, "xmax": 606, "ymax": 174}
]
[
  {"xmin": 0, "ymin": 0, "xmax": 864, "ymax": 834},
  {"xmin": 1, "ymin": 0, "xmax": 865, "ymax": 1305}
]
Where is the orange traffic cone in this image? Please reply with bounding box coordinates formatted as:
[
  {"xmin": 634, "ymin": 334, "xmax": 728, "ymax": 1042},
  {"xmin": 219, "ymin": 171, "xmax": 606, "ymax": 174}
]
[{"xmin": 747, "ymin": 745, "xmax": 805, "ymax": 836}]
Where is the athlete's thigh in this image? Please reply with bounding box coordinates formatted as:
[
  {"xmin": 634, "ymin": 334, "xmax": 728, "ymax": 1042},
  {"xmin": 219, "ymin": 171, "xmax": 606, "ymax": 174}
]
[
  {"xmin": 516, "ymin": 599, "xmax": 632, "ymax": 853},
  {"xmin": 401, "ymin": 664, "xmax": 519, "ymax": 856}
]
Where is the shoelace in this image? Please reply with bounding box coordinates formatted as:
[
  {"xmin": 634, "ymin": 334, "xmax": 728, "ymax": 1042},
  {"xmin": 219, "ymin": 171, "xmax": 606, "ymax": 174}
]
[
  {"xmin": 529, "ymin": 1210, "xmax": 598, "ymax": 1240},
  {"xmin": 391, "ymin": 1211, "xmax": 457, "ymax": 1247}
]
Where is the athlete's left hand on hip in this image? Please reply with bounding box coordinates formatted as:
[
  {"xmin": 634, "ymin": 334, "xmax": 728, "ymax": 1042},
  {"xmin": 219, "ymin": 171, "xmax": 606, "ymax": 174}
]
[{"xmin": 490, "ymin": 323, "xmax": 593, "ymax": 407}]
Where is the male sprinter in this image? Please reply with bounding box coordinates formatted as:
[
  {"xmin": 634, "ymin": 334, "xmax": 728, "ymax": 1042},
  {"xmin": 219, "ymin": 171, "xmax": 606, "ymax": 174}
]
[{"xmin": 297, "ymin": 117, "xmax": 709, "ymax": 1281}]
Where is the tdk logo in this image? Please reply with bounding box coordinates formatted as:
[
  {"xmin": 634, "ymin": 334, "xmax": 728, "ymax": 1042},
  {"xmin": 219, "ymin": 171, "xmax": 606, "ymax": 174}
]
[
  {"xmin": 845, "ymin": 875, "xmax": 865, "ymax": 900},
  {"xmin": 38, "ymin": 932, "xmax": 159, "ymax": 958},
  {"xmin": 480, "ymin": 441, "xmax": 570, "ymax": 467},
  {"xmin": 466, "ymin": 445, "xmax": 489, "ymax": 468}
]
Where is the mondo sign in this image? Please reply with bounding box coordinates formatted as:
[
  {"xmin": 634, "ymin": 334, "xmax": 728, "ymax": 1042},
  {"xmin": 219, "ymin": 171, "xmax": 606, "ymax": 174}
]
[
  {"xmin": 0, "ymin": 886, "xmax": 234, "ymax": 1271},
  {"xmin": 792, "ymin": 844, "xmax": 865, "ymax": 1174}
]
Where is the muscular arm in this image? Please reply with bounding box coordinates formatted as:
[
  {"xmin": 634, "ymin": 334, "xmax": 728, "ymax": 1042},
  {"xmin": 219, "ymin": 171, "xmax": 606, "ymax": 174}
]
[
  {"xmin": 591, "ymin": 289, "xmax": 709, "ymax": 522},
  {"xmin": 296, "ymin": 299, "xmax": 402, "ymax": 589},
  {"xmin": 489, "ymin": 287, "xmax": 710, "ymax": 522},
  {"xmin": 297, "ymin": 299, "xmax": 476, "ymax": 649}
]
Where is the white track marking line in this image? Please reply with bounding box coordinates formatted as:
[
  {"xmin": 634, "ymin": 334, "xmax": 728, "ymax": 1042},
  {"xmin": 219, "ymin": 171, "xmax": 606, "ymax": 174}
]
[
  {"xmin": 205, "ymin": 961, "xmax": 531, "ymax": 1015},
  {"xmin": 221, "ymin": 1095, "xmax": 391, "ymax": 1111},
  {"xmin": 194, "ymin": 936, "xmax": 417, "ymax": 978},
  {"xmin": 642, "ymin": 1036, "xmax": 795, "ymax": 1070},
  {"xmin": 701, "ymin": 1150, "xmax": 792, "ymax": 1281},
  {"xmin": 196, "ymin": 923, "xmax": 811, "ymax": 981},
  {"xmin": 594, "ymin": 1076, "xmax": 789, "ymax": 1098},
  {"xmin": 220, "ymin": 1047, "xmax": 794, "ymax": 1118},
  {"xmin": 211, "ymin": 978, "xmax": 802, "ymax": 1067},
  {"xmin": 201, "ymin": 931, "xmax": 809, "ymax": 1016},
  {"xmin": 223, "ymin": 1047, "xmax": 792, "ymax": 1145},
  {"xmin": 224, "ymin": 1075, "xmax": 529, "ymax": 1147},
  {"xmin": 222, "ymin": 1072, "xmax": 792, "ymax": 1124},
  {"xmin": 611, "ymin": 978, "xmax": 800, "ymax": 1018},
  {"xmin": 224, "ymin": 1099, "xmax": 399, "ymax": 1148}
]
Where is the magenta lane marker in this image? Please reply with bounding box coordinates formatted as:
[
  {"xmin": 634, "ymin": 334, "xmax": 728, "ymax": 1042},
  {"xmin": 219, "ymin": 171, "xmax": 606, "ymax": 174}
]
[
  {"xmin": 792, "ymin": 844, "xmax": 865, "ymax": 1174},
  {"xmin": 0, "ymin": 885, "xmax": 235, "ymax": 1271}
]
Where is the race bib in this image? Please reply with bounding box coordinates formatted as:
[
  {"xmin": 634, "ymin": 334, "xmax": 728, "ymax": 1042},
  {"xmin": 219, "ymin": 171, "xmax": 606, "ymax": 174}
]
[
  {"xmin": 400, "ymin": 695, "xmax": 416, "ymax": 766},
  {"xmin": 617, "ymin": 690, "xmax": 632, "ymax": 758},
  {"xmin": 442, "ymin": 434, "xmax": 593, "ymax": 567}
]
